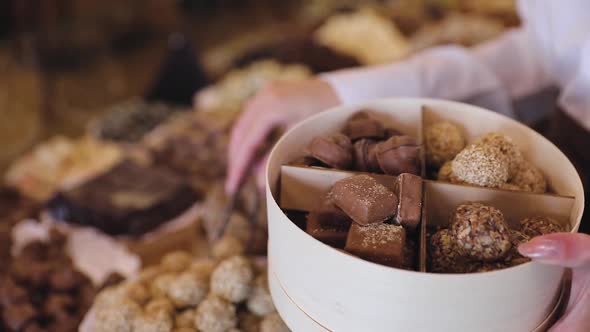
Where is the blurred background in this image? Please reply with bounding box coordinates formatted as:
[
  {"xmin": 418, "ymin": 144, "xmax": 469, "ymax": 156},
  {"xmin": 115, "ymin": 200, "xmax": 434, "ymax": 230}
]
[{"xmin": 0, "ymin": 0, "xmax": 519, "ymax": 174}]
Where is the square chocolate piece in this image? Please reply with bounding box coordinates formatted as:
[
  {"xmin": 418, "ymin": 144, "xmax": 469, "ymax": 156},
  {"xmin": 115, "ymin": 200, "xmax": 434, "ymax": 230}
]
[
  {"xmin": 396, "ymin": 173, "xmax": 423, "ymax": 231},
  {"xmin": 345, "ymin": 223, "xmax": 406, "ymax": 268},
  {"xmin": 306, "ymin": 212, "xmax": 351, "ymax": 248},
  {"xmin": 331, "ymin": 174, "xmax": 398, "ymax": 225}
]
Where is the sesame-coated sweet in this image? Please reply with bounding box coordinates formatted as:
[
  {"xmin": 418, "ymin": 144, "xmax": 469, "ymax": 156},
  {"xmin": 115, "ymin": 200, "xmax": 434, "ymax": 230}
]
[
  {"xmin": 210, "ymin": 256, "xmax": 254, "ymax": 303},
  {"xmin": 160, "ymin": 251, "xmax": 193, "ymax": 273},
  {"xmin": 428, "ymin": 229, "xmax": 467, "ymax": 273},
  {"xmin": 425, "ymin": 121, "xmax": 465, "ymax": 167},
  {"xmin": 247, "ymin": 274, "xmax": 275, "ymax": 316},
  {"xmin": 475, "ymin": 132, "xmax": 523, "ymax": 178},
  {"xmin": 260, "ymin": 312, "xmax": 290, "ymax": 332},
  {"xmin": 194, "ymin": 296, "xmax": 237, "ymax": 332},
  {"xmin": 94, "ymin": 297, "xmax": 139, "ymax": 332},
  {"xmin": 520, "ymin": 216, "xmax": 564, "ymax": 238},
  {"xmin": 504, "ymin": 230, "xmax": 531, "ymax": 265},
  {"xmin": 188, "ymin": 259, "xmax": 216, "ymax": 281},
  {"xmin": 238, "ymin": 311, "xmax": 261, "ymax": 332},
  {"xmin": 437, "ymin": 161, "xmax": 464, "ymax": 184},
  {"xmin": 499, "ymin": 183, "xmax": 522, "ymax": 191},
  {"xmin": 451, "ymin": 203, "xmax": 511, "ymax": 261},
  {"xmin": 174, "ymin": 328, "xmax": 197, "ymax": 332},
  {"xmin": 452, "ymin": 144, "xmax": 509, "ymax": 187},
  {"xmin": 167, "ymin": 272, "xmax": 209, "ymax": 308},
  {"xmin": 175, "ymin": 308, "xmax": 196, "ymax": 328},
  {"xmin": 131, "ymin": 311, "xmax": 173, "ymax": 332},
  {"xmin": 150, "ymin": 273, "xmax": 176, "ymax": 298},
  {"xmin": 212, "ymin": 236, "xmax": 245, "ymax": 260},
  {"xmin": 511, "ymin": 160, "xmax": 547, "ymax": 193},
  {"xmin": 145, "ymin": 297, "xmax": 175, "ymax": 316},
  {"xmin": 126, "ymin": 282, "xmax": 150, "ymax": 305}
]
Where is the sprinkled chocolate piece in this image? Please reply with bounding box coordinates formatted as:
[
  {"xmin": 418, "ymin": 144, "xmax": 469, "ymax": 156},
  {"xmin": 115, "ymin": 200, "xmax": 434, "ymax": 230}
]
[
  {"xmin": 308, "ymin": 133, "xmax": 353, "ymax": 169},
  {"xmin": 353, "ymin": 139, "xmax": 380, "ymax": 172},
  {"xmin": 331, "ymin": 175, "xmax": 398, "ymax": 225},
  {"xmin": 396, "ymin": 173, "xmax": 423, "ymax": 231},
  {"xmin": 511, "ymin": 160, "xmax": 547, "ymax": 193},
  {"xmin": 451, "ymin": 202, "xmax": 511, "ymax": 261},
  {"xmin": 452, "ymin": 144, "xmax": 509, "ymax": 188},
  {"xmin": 375, "ymin": 136, "xmax": 420, "ymax": 175},
  {"xmin": 520, "ymin": 216, "xmax": 564, "ymax": 238},
  {"xmin": 425, "ymin": 121, "xmax": 465, "ymax": 168},
  {"xmin": 343, "ymin": 112, "xmax": 385, "ymax": 141},
  {"xmin": 428, "ymin": 229, "xmax": 467, "ymax": 273},
  {"xmin": 345, "ymin": 223, "xmax": 406, "ymax": 268}
]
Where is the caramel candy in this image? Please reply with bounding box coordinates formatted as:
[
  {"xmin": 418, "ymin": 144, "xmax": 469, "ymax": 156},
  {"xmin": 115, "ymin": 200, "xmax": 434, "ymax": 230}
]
[
  {"xmin": 353, "ymin": 139, "xmax": 380, "ymax": 172},
  {"xmin": 345, "ymin": 223, "xmax": 406, "ymax": 268},
  {"xmin": 331, "ymin": 175, "xmax": 398, "ymax": 225},
  {"xmin": 344, "ymin": 112, "xmax": 384, "ymax": 141},
  {"xmin": 396, "ymin": 173, "xmax": 423, "ymax": 231},
  {"xmin": 308, "ymin": 134, "xmax": 353, "ymax": 169},
  {"xmin": 375, "ymin": 136, "xmax": 420, "ymax": 175}
]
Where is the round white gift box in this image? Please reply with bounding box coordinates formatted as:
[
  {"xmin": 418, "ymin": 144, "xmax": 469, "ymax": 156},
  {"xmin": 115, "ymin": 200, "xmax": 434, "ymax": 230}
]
[{"xmin": 265, "ymin": 98, "xmax": 584, "ymax": 332}]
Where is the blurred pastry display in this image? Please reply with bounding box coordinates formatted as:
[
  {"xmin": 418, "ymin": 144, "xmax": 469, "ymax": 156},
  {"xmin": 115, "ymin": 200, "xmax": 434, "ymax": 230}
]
[
  {"xmin": 89, "ymin": 98, "xmax": 189, "ymax": 143},
  {"xmin": 86, "ymin": 252, "xmax": 288, "ymax": 332},
  {"xmin": 313, "ymin": 8, "xmax": 410, "ymax": 65},
  {"xmin": 47, "ymin": 161, "xmax": 201, "ymax": 236},
  {"xmin": 4, "ymin": 136, "xmax": 123, "ymax": 201},
  {"xmin": 195, "ymin": 60, "xmax": 311, "ymax": 116},
  {"xmin": 0, "ymin": 229, "xmax": 116, "ymax": 332}
]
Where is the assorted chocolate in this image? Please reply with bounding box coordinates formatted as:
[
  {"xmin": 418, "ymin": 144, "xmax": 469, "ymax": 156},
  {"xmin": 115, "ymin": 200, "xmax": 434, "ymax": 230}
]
[
  {"xmin": 298, "ymin": 111, "xmax": 422, "ymax": 176},
  {"xmin": 300, "ymin": 173, "xmax": 422, "ymax": 270},
  {"xmin": 92, "ymin": 252, "xmax": 289, "ymax": 332},
  {"xmin": 426, "ymin": 121, "xmax": 548, "ymax": 193},
  {"xmin": 47, "ymin": 161, "xmax": 201, "ymax": 236},
  {"xmin": 0, "ymin": 230, "xmax": 108, "ymax": 332},
  {"xmin": 428, "ymin": 202, "xmax": 565, "ymax": 273}
]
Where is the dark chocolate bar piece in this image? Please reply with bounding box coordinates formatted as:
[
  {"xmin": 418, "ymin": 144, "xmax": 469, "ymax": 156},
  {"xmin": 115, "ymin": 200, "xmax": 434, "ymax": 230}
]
[
  {"xmin": 306, "ymin": 212, "xmax": 351, "ymax": 248},
  {"xmin": 345, "ymin": 223, "xmax": 406, "ymax": 268},
  {"xmin": 331, "ymin": 175, "xmax": 398, "ymax": 226},
  {"xmin": 47, "ymin": 161, "xmax": 201, "ymax": 236},
  {"xmin": 396, "ymin": 173, "xmax": 423, "ymax": 231}
]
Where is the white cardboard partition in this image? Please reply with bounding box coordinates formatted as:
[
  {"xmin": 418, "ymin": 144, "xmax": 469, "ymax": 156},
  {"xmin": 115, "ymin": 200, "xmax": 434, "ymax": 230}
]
[{"xmin": 266, "ymin": 98, "xmax": 585, "ymax": 332}]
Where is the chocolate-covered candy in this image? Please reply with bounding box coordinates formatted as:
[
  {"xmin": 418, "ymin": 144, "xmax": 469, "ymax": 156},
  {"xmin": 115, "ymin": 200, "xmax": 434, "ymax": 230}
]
[
  {"xmin": 11, "ymin": 260, "xmax": 51, "ymax": 287},
  {"xmin": 313, "ymin": 197, "xmax": 352, "ymax": 229},
  {"xmin": 44, "ymin": 294, "xmax": 75, "ymax": 319},
  {"xmin": 0, "ymin": 278, "xmax": 28, "ymax": 306},
  {"xmin": 331, "ymin": 175, "xmax": 398, "ymax": 225},
  {"xmin": 375, "ymin": 136, "xmax": 420, "ymax": 175},
  {"xmin": 2, "ymin": 303, "xmax": 36, "ymax": 331},
  {"xmin": 306, "ymin": 212, "xmax": 351, "ymax": 248},
  {"xmin": 22, "ymin": 322, "xmax": 44, "ymax": 332},
  {"xmin": 353, "ymin": 139, "xmax": 380, "ymax": 172},
  {"xmin": 396, "ymin": 173, "xmax": 423, "ymax": 231},
  {"xmin": 344, "ymin": 112, "xmax": 384, "ymax": 141},
  {"xmin": 49, "ymin": 267, "xmax": 85, "ymax": 291},
  {"xmin": 345, "ymin": 223, "xmax": 406, "ymax": 268},
  {"xmin": 308, "ymin": 133, "xmax": 353, "ymax": 169}
]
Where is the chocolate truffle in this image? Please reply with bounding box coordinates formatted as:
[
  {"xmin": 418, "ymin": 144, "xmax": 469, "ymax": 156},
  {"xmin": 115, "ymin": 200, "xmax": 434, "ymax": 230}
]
[
  {"xmin": 353, "ymin": 139, "xmax": 380, "ymax": 172},
  {"xmin": 504, "ymin": 230, "xmax": 531, "ymax": 265},
  {"xmin": 511, "ymin": 160, "xmax": 547, "ymax": 193},
  {"xmin": 451, "ymin": 202, "xmax": 511, "ymax": 261},
  {"xmin": 375, "ymin": 136, "xmax": 420, "ymax": 175},
  {"xmin": 428, "ymin": 229, "xmax": 467, "ymax": 273},
  {"xmin": 345, "ymin": 223, "xmax": 406, "ymax": 268},
  {"xmin": 331, "ymin": 175, "xmax": 398, "ymax": 225},
  {"xmin": 308, "ymin": 133, "xmax": 353, "ymax": 169},
  {"xmin": 520, "ymin": 216, "xmax": 564, "ymax": 238},
  {"xmin": 396, "ymin": 173, "xmax": 423, "ymax": 231},
  {"xmin": 452, "ymin": 144, "xmax": 509, "ymax": 187},
  {"xmin": 474, "ymin": 132, "xmax": 523, "ymax": 178},
  {"xmin": 425, "ymin": 121, "xmax": 465, "ymax": 167},
  {"xmin": 343, "ymin": 112, "xmax": 385, "ymax": 140},
  {"xmin": 437, "ymin": 161, "xmax": 464, "ymax": 184}
]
